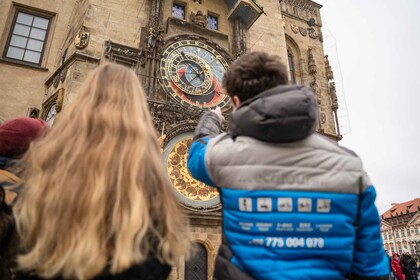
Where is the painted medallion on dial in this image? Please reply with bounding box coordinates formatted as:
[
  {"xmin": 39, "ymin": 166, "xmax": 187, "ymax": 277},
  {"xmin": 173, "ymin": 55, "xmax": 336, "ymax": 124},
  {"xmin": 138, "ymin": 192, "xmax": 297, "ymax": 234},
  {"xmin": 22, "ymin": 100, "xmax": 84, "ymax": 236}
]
[{"xmin": 166, "ymin": 137, "xmax": 219, "ymax": 202}]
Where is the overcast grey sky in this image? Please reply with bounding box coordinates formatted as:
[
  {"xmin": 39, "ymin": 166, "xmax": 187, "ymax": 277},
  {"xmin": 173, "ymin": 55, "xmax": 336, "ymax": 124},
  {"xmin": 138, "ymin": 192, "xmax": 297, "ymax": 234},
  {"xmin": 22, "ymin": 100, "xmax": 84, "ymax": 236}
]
[{"xmin": 315, "ymin": 0, "xmax": 420, "ymax": 214}]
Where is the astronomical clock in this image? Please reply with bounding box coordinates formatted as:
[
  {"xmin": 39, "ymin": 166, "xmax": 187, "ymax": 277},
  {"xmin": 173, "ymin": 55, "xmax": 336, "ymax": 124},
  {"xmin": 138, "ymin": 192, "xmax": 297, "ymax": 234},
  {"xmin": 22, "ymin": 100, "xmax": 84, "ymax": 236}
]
[
  {"xmin": 157, "ymin": 34, "xmax": 233, "ymax": 211},
  {"xmin": 159, "ymin": 39, "xmax": 230, "ymax": 109}
]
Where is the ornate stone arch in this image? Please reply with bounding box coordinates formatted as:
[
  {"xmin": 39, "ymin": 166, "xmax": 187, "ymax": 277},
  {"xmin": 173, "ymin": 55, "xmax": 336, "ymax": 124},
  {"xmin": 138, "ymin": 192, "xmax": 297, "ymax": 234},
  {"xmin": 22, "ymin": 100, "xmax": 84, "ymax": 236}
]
[
  {"xmin": 285, "ymin": 34, "xmax": 303, "ymax": 84},
  {"xmin": 185, "ymin": 238, "xmax": 216, "ymax": 280}
]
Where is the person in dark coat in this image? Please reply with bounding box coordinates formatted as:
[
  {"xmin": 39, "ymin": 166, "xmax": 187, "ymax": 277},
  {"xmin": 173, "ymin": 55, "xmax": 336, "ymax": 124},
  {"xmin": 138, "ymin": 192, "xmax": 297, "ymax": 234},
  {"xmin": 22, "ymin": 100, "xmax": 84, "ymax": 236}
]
[
  {"xmin": 0, "ymin": 117, "xmax": 49, "ymax": 280},
  {"xmin": 400, "ymin": 249, "xmax": 417, "ymax": 280}
]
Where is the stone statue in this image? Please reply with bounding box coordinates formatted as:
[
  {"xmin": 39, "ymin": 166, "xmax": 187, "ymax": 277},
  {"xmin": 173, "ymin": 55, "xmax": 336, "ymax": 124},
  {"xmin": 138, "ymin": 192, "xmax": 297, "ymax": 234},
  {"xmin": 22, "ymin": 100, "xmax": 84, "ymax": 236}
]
[
  {"xmin": 325, "ymin": 55, "xmax": 334, "ymax": 81},
  {"xmin": 146, "ymin": 27, "xmax": 164, "ymax": 54},
  {"xmin": 308, "ymin": 48, "xmax": 316, "ymax": 75},
  {"xmin": 191, "ymin": 10, "xmax": 207, "ymax": 28},
  {"xmin": 329, "ymin": 82, "xmax": 338, "ymax": 110}
]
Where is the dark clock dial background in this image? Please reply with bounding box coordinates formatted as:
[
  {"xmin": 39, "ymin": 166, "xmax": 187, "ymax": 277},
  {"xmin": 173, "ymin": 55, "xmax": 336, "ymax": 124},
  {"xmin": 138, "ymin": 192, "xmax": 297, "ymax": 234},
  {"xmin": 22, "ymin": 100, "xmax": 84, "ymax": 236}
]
[{"xmin": 160, "ymin": 40, "xmax": 230, "ymax": 109}]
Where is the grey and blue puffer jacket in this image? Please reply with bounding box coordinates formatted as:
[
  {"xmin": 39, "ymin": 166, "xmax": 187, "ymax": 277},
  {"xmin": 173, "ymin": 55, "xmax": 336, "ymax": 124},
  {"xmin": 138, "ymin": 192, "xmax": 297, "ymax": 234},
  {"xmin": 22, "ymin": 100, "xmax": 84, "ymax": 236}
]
[{"xmin": 187, "ymin": 85, "xmax": 389, "ymax": 280}]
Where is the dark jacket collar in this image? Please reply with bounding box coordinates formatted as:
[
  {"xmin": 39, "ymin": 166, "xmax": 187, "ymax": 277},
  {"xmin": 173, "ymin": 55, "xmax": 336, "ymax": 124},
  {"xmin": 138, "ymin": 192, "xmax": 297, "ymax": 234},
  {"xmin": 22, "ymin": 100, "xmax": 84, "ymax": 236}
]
[{"xmin": 230, "ymin": 85, "xmax": 318, "ymax": 143}]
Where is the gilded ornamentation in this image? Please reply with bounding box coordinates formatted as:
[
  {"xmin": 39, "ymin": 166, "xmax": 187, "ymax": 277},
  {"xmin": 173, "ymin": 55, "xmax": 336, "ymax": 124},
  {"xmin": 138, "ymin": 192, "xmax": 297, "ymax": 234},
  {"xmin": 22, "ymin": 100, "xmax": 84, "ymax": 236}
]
[
  {"xmin": 290, "ymin": 24, "xmax": 299, "ymax": 34},
  {"xmin": 167, "ymin": 138, "xmax": 219, "ymax": 202},
  {"xmin": 74, "ymin": 32, "xmax": 90, "ymax": 49},
  {"xmin": 299, "ymin": 26, "xmax": 307, "ymax": 36}
]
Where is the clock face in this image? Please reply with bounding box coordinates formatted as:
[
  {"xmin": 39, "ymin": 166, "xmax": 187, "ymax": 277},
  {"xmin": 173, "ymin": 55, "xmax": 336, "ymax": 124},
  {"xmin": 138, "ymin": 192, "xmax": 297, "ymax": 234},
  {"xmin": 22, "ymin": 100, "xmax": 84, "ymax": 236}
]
[
  {"xmin": 45, "ymin": 104, "xmax": 56, "ymax": 126},
  {"xmin": 160, "ymin": 39, "xmax": 230, "ymax": 109},
  {"xmin": 163, "ymin": 133, "xmax": 220, "ymax": 209}
]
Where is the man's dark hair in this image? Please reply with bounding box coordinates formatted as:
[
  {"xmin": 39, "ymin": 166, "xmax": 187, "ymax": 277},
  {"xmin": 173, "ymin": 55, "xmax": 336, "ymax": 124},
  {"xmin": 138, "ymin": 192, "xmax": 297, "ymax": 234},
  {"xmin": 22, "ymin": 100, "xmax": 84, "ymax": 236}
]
[{"xmin": 222, "ymin": 52, "xmax": 288, "ymax": 102}]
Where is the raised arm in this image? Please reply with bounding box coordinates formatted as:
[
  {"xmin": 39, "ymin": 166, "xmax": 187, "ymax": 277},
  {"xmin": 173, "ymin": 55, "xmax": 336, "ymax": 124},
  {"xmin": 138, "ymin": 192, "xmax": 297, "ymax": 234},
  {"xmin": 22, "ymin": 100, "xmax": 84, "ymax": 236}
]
[{"xmin": 187, "ymin": 109, "xmax": 223, "ymax": 187}]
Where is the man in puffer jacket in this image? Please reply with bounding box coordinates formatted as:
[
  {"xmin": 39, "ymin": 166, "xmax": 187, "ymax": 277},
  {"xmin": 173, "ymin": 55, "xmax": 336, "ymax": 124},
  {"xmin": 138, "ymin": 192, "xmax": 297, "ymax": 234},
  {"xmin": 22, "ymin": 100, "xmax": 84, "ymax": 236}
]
[{"xmin": 187, "ymin": 52, "xmax": 389, "ymax": 280}]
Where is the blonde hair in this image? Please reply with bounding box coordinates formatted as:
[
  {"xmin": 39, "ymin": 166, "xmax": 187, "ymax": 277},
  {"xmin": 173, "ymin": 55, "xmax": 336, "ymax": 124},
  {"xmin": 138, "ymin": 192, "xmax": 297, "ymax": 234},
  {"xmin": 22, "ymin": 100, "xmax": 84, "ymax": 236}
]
[{"xmin": 14, "ymin": 63, "xmax": 190, "ymax": 279}]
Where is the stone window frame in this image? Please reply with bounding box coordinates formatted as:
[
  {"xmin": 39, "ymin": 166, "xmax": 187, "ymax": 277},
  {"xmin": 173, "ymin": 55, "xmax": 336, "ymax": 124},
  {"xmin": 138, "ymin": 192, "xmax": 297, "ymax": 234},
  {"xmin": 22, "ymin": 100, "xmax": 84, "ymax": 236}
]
[
  {"xmin": 207, "ymin": 13, "xmax": 219, "ymax": 31},
  {"xmin": 1, "ymin": 4, "xmax": 55, "ymax": 69},
  {"xmin": 287, "ymin": 48, "xmax": 296, "ymax": 84},
  {"xmin": 172, "ymin": 1, "xmax": 187, "ymax": 20},
  {"xmin": 285, "ymin": 35, "xmax": 302, "ymax": 84}
]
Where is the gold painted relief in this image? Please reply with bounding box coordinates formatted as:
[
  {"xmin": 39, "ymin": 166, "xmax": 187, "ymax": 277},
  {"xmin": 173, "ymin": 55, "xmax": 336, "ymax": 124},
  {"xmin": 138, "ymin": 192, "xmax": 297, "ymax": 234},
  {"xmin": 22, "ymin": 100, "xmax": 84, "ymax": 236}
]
[{"xmin": 167, "ymin": 137, "xmax": 219, "ymax": 201}]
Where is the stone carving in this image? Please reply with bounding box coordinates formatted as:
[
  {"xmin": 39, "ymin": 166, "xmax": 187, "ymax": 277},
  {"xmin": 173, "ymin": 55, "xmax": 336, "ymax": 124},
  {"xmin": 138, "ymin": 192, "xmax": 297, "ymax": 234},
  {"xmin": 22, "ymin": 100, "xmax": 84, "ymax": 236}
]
[
  {"xmin": 325, "ymin": 55, "xmax": 334, "ymax": 81},
  {"xmin": 55, "ymin": 89, "xmax": 64, "ymax": 113},
  {"xmin": 28, "ymin": 108, "xmax": 40, "ymax": 118},
  {"xmin": 299, "ymin": 26, "xmax": 307, "ymax": 36},
  {"xmin": 190, "ymin": 10, "xmax": 207, "ymax": 28},
  {"xmin": 319, "ymin": 30, "xmax": 323, "ymax": 42},
  {"xmin": 74, "ymin": 32, "xmax": 90, "ymax": 49},
  {"xmin": 329, "ymin": 82, "xmax": 339, "ymax": 110},
  {"xmin": 233, "ymin": 19, "xmax": 246, "ymax": 58},
  {"xmin": 308, "ymin": 28, "xmax": 318, "ymax": 39},
  {"xmin": 308, "ymin": 48, "xmax": 316, "ymax": 75},
  {"xmin": 59, "ymin": 66, "xmax": 67, "ymax": 82},
  {"xmin": 320, "ymin": 112, "xmax": 326, "ymax": 124},
  {"xmin": 148, "ymin": 0, "xmax": 164, "ymax": 30},
  {"xmin": 310, "ymin": 78, "xmax": 321, "ymax": 105},
  {"xmin": 52, "ymin": 74, "xmax": 60, "ymax": 89},
  {"xmin": 146, "ymin": 27, "xmax": 164, "ymax": 54},
  {"xmin": 290, "ymin": 24, "xmax": 299, "ymax": 33},
  {"xmin": 283, "ymin": 0, "xmax": 318, "ymax": 15},
  {"xmin": 104, "ymin": 40, "xmax": 146, "ymax": 67}
]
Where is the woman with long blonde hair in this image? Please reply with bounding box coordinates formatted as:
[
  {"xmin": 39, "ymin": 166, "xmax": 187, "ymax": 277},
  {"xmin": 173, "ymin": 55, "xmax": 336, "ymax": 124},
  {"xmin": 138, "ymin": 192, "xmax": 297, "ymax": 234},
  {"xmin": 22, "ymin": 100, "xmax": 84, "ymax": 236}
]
[{"xmin": 13, "ymin": 63, "xmax": 191, "ymax": 280}]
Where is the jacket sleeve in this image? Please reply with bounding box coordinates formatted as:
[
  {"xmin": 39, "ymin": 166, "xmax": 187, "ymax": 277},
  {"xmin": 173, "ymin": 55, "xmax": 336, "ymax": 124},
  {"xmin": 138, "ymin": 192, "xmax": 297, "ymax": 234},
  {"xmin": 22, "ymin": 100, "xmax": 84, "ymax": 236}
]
[
  {"xmin": 187, "ymin": 111, "xmax": 221, "ymax": 187},
  {"xmin": 350, "ymin": 172, "xmax": 390, "ymax": 279}
]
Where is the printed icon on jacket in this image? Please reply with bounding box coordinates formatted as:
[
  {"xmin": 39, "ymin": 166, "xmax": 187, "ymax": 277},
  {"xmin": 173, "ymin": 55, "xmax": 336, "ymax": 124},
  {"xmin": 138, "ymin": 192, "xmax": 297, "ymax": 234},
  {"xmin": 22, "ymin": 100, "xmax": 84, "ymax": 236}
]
[
  {"xmin": 298, "ymin": 198, "xmax": 312, "ymax": 212},
  {"xmin": 277, "ymin": 198, "xmax": 293, "ymax": 212},
  {"xmin": 239, "ymin": 198, "xmax": 252, "ymax": 212},
  {"xmin": 316, "ymin": 199, "xmax": 331, "ymax": 213},
  {"xmin": 257, "ymin": 198, "xmax": 272, "ymax": 212}
]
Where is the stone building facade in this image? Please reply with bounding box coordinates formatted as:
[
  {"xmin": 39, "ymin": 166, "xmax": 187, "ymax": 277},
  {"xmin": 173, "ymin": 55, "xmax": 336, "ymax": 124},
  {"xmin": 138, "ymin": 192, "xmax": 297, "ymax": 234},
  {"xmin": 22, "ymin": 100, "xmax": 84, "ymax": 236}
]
[
  {"xmin": 381, "ymin": 198, "xmax": 420, "ymax": 258},
  {"xmin": 0, "ymin": 0, "xmax": 341, "ymax": 278}
]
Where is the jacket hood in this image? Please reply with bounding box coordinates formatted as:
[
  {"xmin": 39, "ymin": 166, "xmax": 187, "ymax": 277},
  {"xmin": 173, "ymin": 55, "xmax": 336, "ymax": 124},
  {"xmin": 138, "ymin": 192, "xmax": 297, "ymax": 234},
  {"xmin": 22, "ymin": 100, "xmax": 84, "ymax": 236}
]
[{"xmin": 230, "ymin": 85, "xmax": 318, "ymax": 143}]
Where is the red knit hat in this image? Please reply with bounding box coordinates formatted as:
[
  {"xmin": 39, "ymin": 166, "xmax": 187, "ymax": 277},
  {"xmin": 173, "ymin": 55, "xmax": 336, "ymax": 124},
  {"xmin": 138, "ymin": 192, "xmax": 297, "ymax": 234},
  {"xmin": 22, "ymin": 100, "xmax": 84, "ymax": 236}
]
[{"xmin": 0, "ymin": 117, "xmax": 49, "ymax": 158}]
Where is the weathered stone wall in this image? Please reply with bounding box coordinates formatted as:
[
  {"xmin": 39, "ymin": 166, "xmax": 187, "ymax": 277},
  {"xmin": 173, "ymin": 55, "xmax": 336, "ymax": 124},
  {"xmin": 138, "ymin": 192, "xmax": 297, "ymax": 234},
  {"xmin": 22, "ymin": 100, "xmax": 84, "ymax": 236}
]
[
  {"xmin": 247, "ymin": 0, "xmax": 288, "ymax": 66},
  {"xmin": 0, "ymin": 0, "xmax": 75, "ymax": 122}
]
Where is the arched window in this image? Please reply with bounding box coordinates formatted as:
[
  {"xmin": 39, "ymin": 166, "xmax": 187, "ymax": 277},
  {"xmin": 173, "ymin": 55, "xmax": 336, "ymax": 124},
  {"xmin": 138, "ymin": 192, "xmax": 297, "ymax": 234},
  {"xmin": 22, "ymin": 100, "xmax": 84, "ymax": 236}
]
[
  {"xmin": 185, "ymin": 243, "xmax": 208, "ymax": 280},
  {"xmin": 287, "ymin": 49, "xmax": 296, "ymax": 84},
  {"xmin": 285, "ymin": 35, "xmax": 301, "ymax": 84}
]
